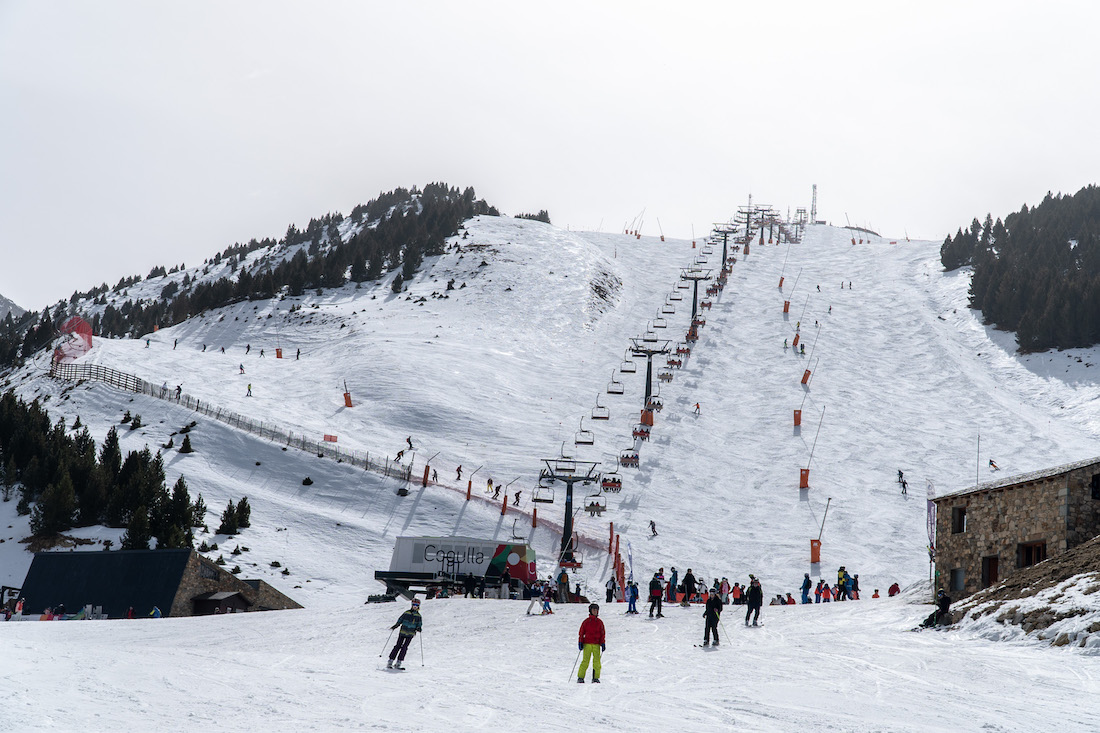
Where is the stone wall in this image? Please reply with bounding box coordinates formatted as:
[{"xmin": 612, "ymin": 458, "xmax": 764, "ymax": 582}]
[
  {"xmin": 168, "ymin": 551, "xmax": 301, "ymax": 616},
  {"xmin": 935, "ymin": 462, "xmax": 1100, "ymax": 600}
]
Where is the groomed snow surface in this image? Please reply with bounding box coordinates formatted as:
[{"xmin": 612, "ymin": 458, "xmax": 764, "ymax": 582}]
[{"xmin": 4, "ymin": 219, "xmax": 1100, "ymax": 730}]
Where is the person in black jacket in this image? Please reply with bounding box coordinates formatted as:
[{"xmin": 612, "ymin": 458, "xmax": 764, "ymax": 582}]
[
  {"xmin": 681, "ymin": 569, "xmax": 697, "ymax": 607},
  {"xmin": 745, "ymin": 576, "xmax": 763, "ymax": 626},
  {"xmin": 703, "ymin": 590, "xmax": 722, "ymax": 645},
  {"xmin": 648, "ymin": 573, "xmax": 664, "ymax": 618}
]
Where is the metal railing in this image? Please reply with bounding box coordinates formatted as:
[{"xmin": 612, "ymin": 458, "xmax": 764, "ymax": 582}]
[{"xmin": 48, "ymin": 360, "xmax": 412, "ymax": 481}]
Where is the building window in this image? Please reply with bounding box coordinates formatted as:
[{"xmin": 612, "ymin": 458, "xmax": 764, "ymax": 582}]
[
  {"xmin": 1092, "ymin": 473, "xmax": 1100, "ymax": 500},
  {"xmin": 1017, "ymin": 541, "xmax": 1047, "ymax": 569},
  {"xmin": 951, "ymin": 507, "xmax": 967, "ymax": 534},
  {"xmin": 950, "ymin": 568, "xmax": 965, "ymax": 592},
  {"xmin": 981, "ymin": 556, "xmax": 999, "ymax": 589},
  {"xmin": 199, "ymin": 563, "xmax": 219, "ymax": 580}
]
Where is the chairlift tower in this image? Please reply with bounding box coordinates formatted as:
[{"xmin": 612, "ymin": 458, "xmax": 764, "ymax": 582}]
[
  {"xmin": 680, "ymin": 268, "xmax": 713, "ymax": 321},
  {"xmin": 629, "ymin": 337, "xmax": 672, "ymax": 408},
  {"xmin": 540, "ymin": 457, "xmax": 601, "ymax": 567},
  {"xmin": 712, "ymin": 223, "xmax": 737, "ymax": 265}
]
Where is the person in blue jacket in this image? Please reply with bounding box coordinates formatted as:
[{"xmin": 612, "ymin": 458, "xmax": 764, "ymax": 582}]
[
  {"xmin": 387, "ymin": 598, "xmax": 423, "ymax": 669},
  {"xmin": 627, "ymin": 581, "xmax": 639, "ymax": 614},
  {"xmin": 801, "ymin": 573, "xmax": 813, "ymax": 604}
]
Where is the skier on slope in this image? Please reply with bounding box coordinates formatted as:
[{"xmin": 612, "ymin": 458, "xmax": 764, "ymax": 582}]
[
  {"xmin": 456, "ymin": 465, "xmax": 463, "ymax": 481},
  {"xmin": 801, "ymin": 573, "xmax": 812, "ymax": 604},
  {"xmin": 386, "ymin": 597, "xmax": 422, "ymax": 669},
  {"xmin": 703, "ymin": 589, "xmax": 722, "ymax": 646},
  {"xmin": 576, "ymin": 603, "xmax": 606, "ymax": 683},
  {"xmin": 989, "ymin": 459, "xmax": 999, "ymax": 470},
  {"xmin": 745, "ymin": 576, "xmax": 763, "ymax": 626},
  {"xmin": 668, "ymin": 567, "xmax": 679, "ymax": 603},
  {"xmin": 627, "ymin": 581, "xmax": 640, "ymax": 614},
  {"xmin": 605, "ymin": 576, "xmax": 618, "ymax": 604},
  {"xmin": 649, "ymin": 520, "xmax": 658, "ymax": 536}
]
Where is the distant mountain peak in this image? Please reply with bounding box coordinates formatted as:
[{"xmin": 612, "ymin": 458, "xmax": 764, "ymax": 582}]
[{"xmin": 0, "ymin": 292, "xmax": 24, "ymax": 320}]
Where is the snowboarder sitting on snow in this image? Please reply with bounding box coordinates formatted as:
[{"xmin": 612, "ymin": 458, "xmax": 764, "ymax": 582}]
[
  {"xmin": 703, "ymin": 590, "xmax": 722, "ymax": 646},
  {"xmin": 771, "ymin": 594, "xmax": 784, "ymax": 606},
  {"xmin": 920, "ymin": 590, "xmax": 952, "ymax": 628},
  {"xmin": 785, "ymin": 593, "xmax": 797, "ymax": 605},
  {"xmin": 888, "ymin": 582, "xmax": 901, "ymax": 597},
  {"xmin": 387, "ymin": 597, "xmax": 422, "ymax": 669},
  {"xmin": 577, "ymin": 603, "xmax": 606, "ymax": 683}
]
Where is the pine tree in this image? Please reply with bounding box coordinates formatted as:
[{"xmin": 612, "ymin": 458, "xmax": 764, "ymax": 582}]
[
  {"xmin": 29, "ymin": 472, "xmax": 77, "ymax": 536},
  {"xmin": 121, "ymin": 505, "xmax": 152, "ymax": 550},
  {"xmin": 191, "ymin": 493, "xmax": 207, "ymax": 527},
  {"xmin": 179, "ymin": 434, "xmax": 194, "ymax": 453},
  {"xmin": 236, "ymin": 496, "xmax": 251, "ymax": 528},
  {"xmin": 217, "ymin": 501, "xmax": 239, "ymax": 535}
]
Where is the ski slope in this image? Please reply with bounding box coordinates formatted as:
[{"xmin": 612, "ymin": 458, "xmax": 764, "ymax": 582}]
[{"xmin": 4, "ymin": 217, "xmax": 1100, "ymax": 729}]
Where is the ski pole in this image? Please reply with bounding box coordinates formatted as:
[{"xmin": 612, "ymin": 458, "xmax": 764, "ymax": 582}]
[
  {"xmin": 419, "ymin": 632, "xmax": 425, "ymax": 667},
  {"xmin": 379, "ymin": 628, "xmax": 395, "ymax": 657},
  {"xmin": 569, "ymin": 648, "xmax": 582, "ymax": 680}
]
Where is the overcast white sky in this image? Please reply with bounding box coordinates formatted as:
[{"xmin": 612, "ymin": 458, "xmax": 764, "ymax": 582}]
[{"xmin": 2, "ymin": 1, "xmax": 1098, "ymax": 312}]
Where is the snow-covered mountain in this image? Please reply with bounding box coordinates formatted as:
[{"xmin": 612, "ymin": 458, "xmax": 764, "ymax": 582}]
[
  {"xmin": 4, "ymin": 215, "xmax": 1100, "ymax": 729},
  {"xmin": 0, "ymin": 291, "xmax": 23, "ymax": 320}
]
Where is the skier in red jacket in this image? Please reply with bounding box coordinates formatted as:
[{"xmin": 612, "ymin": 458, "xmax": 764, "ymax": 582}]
[{"xmin": 577, "ymin": 603, "xmax": 606, "ymax": 683}]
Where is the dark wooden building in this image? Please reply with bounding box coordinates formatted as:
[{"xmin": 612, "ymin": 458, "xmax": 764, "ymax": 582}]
[
  {"xmin": 17, "ymin": 548, "xmax": 301, "ymax": 618},
  {"xmin": 933, "ymin": 456, "xmax": 1100, "ymax": 599}
]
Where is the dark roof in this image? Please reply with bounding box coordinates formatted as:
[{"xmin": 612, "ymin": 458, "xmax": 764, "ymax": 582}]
[{"xmin": 18, "ymin": 549, "xmax": 192, "ymax": 619}]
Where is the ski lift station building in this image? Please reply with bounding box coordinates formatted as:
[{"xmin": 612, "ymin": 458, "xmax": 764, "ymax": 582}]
[{"xmin": 932, "ymin": 456, "xmax": 1100, "ymax": 600}]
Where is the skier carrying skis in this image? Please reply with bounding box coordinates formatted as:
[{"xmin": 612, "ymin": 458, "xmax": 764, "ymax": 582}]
[
  {"xmin": 577, "ymin": 603, "xmax": 606, "ymax": 683},
  {"xmin": 703, "ymin": 589, "xmax": 722, "ymax": 646},
  {"xmin": 745, "ymin": 576, "xmax": 763, "ymax": 626},
  {"xmin": 386, "ymin": 597, "xmax": 422, "ymax": 669}
]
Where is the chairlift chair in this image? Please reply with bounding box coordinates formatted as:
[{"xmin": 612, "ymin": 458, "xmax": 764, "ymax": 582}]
[
  {"xmin": 583, "ymin": 490, "xmax": 607, "ymax": 516},
  {"xmin": 642, "ymin": 324, "xmax": 658, "ymax": 342},
  {"xmin": 677, "ymin": 280, "xmax": 691, "ymax": 290},
  {"xmin": 653, "ymin": 310, "xmax": 667, "ymax": 329},
  {"xmin": 619, "ymin": 348, "xmax": 637, "ymax": 374},
  {"xmin": 632, "ymin": 423, "xmax": 651, "ymax": 441},
  {"xmin": 669, "ymin": 290, "xmax": 683, "ymax": 301},
  {"xmin": 619, "ymin": 449, "xmax": 640, "ymax": 468},
  {"xmin": 607, "ymin": 369, "xmax": 625, "ymax": 395},
  {"xmin": 575, "ymin": 416, "xmax": 595, "ymax": 446},
  {"xmin": 658, "ymin": 370, "xmax": 674, "ymax": 382},
  {"xmin": 694, "ymin": 255, "xmax": 708, "ymax": 265},
  {"xmin": 591, "ymin": 393, "xmax": 610, "ymax": 421},
  {"xmin": 532, "ymin": 485, "xmax": 555, "ymax": 504},
  {"xmin": 662, "ymin": 301, "xmax": 676, "ymax": 314},
  {"xmin": 601, "ymin": 470, "xmax": 623, "ymax": 493},
  {"xmin": 511, "ymin": 518, "xmax": 526, "ymax": 541}
]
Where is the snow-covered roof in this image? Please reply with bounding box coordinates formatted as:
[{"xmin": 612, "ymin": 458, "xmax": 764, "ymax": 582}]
[{"xmin": 938, "ymin": 454, "xmax": 1100, "ymax": 500}]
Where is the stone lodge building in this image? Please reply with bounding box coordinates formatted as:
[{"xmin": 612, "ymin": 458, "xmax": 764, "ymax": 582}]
[{"xmin": 933, "ymin": 456, "xmax": 1100, "ymax": 599}]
